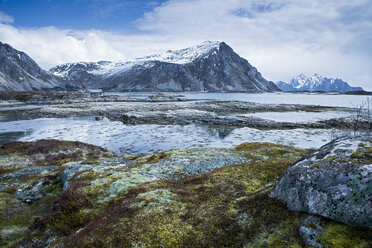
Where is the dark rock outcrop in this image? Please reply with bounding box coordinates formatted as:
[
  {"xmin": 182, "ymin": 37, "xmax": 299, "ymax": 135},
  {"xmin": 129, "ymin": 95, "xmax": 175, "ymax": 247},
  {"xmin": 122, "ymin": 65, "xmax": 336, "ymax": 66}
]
[
  {"xmin": 0, "ymin": 42, "xmax": 62, "ymax": 91},
  {"xmin": 270, "ymin": 136, "xmax": 372, "ymax": 228}
]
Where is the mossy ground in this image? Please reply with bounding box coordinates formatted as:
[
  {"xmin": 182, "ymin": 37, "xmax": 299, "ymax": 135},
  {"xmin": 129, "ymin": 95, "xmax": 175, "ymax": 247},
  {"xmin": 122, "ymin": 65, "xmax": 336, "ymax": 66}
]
[
  {"xmin": 0, "ymin": 140, "xmax": 111, "ymax": 247},
  {"xmin": 319, "ymin": 220, "xmax": 372, "ymax": 248},
  {"xmin": 0, "ymin": 139, "xmax": 110, "ymax": 173},
  {"xmin": 55, "ymin": 142, "xmax": 311, "ymax": 247},
  {"xmin": 0, "ymin": 180, "xmax": 62, "ymax": 246},
  {"xmin": 1, "ymin": 141, "xmax": 371, "ymax": 247}
]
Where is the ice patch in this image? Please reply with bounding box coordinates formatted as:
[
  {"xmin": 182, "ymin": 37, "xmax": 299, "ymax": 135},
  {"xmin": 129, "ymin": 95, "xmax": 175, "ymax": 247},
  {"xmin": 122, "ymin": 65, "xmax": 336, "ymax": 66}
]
[
  {"xmin": 0, "ymin": 117, "xmax": 341, "ymax": 154},
  {"xmin": 237, "ymin": 111, "xmax": 353, "ymax": 123}
]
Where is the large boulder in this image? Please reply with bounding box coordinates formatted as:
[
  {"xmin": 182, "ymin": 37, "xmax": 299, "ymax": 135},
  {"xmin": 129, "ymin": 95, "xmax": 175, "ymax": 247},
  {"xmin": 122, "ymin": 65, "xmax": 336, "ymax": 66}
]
[{"xmin": 270, "ymin": 136, "xmax": 372, "ymax": 228}]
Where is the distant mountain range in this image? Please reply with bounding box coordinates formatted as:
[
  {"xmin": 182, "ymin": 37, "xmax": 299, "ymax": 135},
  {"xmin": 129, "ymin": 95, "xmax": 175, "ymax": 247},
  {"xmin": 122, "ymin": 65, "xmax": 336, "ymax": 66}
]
[
  {"xmin": 1, "ymin": 41, "xmax": 365, "ymax": 93},
  {"xmin": 276, "ymin": 73, "xmax": 363, "ymax": 92},
  {"xmin": 0, "ymin": 41, "xmax": 278, "ymax": 92}
]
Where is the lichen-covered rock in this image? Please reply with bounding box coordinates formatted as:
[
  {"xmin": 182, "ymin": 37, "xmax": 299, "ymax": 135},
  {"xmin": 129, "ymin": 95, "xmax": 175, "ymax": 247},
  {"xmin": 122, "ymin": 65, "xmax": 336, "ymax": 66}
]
[
  {"xmin": 14, "ymin": 180, "xmax": 45, "ymax": 204},
  {"xmin": 270, "ymin": 136, "xmax": 372, "ymax": 228},
  {"xmin": 299, "ymin": 215, "xmax": 323, "ymax": 248},
  {"xmin": 0, "ymin": 140, "xmax": 112, "ymax": 247},
  {"xmin": 142, "ymin": 148, "xmax": 249, "ymax": 180},
  {"xmin": 0, "ymin": 139, "xmax": 110, "ymax": 171}
]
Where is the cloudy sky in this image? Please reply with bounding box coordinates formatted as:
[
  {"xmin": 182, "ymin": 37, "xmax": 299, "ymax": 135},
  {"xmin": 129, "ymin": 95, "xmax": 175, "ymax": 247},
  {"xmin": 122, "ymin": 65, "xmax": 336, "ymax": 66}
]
[{"xmin": 0, "ymin": 0, "xmax": 371, "ymax": 90}]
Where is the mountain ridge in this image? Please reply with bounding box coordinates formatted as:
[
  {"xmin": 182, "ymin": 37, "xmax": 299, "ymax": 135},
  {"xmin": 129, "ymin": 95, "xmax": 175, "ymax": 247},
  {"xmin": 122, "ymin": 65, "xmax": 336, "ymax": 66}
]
[
  {"xmin": 50, "ymin": 41, "xmax": 278, "ymax": 92},
  {"xmin": 276, "ymin": 73, "xmax": 363, "ymax": 92},
  {"xmin": 0, "ymin": 42, "xmax": 62, "ymax": 92}
]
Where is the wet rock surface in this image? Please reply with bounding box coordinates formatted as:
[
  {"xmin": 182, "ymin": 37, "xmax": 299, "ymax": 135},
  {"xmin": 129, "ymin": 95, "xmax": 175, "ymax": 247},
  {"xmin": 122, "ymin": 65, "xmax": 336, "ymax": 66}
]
[
  {"xmin": 5, "ymin": 100, "xmax": 354, "ymax": 129},
  {"xmin": 270, "ymin": 136, "xmax": 372, "ymax": 228}
]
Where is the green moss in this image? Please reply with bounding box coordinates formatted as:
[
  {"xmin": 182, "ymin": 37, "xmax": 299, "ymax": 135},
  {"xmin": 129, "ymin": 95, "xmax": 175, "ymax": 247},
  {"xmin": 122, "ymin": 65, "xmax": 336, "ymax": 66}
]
[
  {"xmin": 2, "ymin": 187, "xmax": 17, "ymax": 195},
  {"xmin": 236, "ymin": 142, "xmax": 304, "ymax": 161},
  {"xmin": 0, "ymin": 167, "xmax": 17, "ymax": 176},
  {"xmin": 365, "ymin": 148, "xmax": 372, "ymax": 154},
  {"xmin": 72, "ymin": 170, "xmax": 100, "ymax": 183},
  {"xmin": 307, "ymin": 223, "xmax": 317, "ymax": 229},
  {"xmin": 134, "ymin": 152, "xmax": 168, "ymax": 166},
  {"xmin": 311, "ymin": 163, "xmax": 321, "ymax": 169},
  {"xmin": 327, "ymin": 156, "xmax": 336, "ymax": 161},
  {"xmin": 61, "ymin": 143, "xmax": 308, "ymax": 247},
  {"xmin": 359, "ymin": 142, "xmax": 367, "ymax": 148},
  {"xmin": 351, "ymin": 151, "xmax": 363, "ymax": 158},
  {"xmin": 349, "ymin": 149, "xmax": 372, "ymax": 164},
  {"xmin": 9, "ymin": 141, "xmax": 371, "ymax": 247},
  {"xmin": 1, "ymin": 226, "xmax": 28, "ymax": 245},
  {"xmin": 319, "ymin": 222, "xmax": 372, "ymax": 248},
  {"xmin": 127, "ymin": 189, "xmax": 193, "ymax": 247},
  {"xmin": 103, "ymin": 173, "xmax": 153, "ymax": 202},
  {"xmin": 50, "ymin": 210, "xmax": 92, "ymax": 235}
]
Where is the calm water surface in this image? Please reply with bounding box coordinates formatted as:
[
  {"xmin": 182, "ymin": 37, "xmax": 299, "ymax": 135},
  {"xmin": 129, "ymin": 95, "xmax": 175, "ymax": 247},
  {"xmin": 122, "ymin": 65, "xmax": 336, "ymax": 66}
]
[
  {"xmin": 1, "ymin": 92, "xmax": 365, "ymax": 153},
  {"xmin": 106, "ymin": 92, "xmax": 370, "ymax": 107}
]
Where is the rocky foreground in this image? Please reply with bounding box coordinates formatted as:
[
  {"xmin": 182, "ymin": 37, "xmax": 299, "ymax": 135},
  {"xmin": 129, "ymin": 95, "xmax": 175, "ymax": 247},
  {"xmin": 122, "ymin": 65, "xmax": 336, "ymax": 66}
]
[{"xmin": 0, "ymin": 138, "xmax": 371, "ymax": 247}]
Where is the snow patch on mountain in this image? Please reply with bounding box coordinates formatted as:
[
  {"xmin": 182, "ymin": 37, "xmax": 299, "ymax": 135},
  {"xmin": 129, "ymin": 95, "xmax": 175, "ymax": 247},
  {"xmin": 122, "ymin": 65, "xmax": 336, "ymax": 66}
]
[
  {"xmin": 0, "ymin": 42, "xmax": 61, "ymax": 91},
  {"xmin": 49, "ymin": 41, "xmax": 277, "ymax": 92},
  {"xmin": 276, "ymin": 74, "xmax": 363, "ymax": 92},
  {"xmin": 51, "ymin": 41, "xmax": 221, "ymax": 78},
  {"xmin": 138, "ymin": 41, "xmax": 221, "ymax": 64}
]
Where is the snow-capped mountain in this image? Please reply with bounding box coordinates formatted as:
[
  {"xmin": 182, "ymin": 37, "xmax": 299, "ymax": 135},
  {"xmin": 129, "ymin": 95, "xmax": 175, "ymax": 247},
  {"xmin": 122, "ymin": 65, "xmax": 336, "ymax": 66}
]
[
  {"xmin": 276, "ymin": 73, "xmax": 363, "ymax": 92},
  {"xmin": 0, "ymin": 42, "xmax": 62, "ymax": 92},
  {"xmin": 50, "ymin": 41, "xmax": 278, "ymax": 92}
]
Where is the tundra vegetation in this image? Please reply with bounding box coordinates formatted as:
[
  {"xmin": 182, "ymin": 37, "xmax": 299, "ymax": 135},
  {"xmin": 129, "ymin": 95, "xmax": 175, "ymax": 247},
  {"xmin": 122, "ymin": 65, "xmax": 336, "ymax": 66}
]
[{"xmin": 0, "ymin": 139, "xmax": 371, "ymax": 247}]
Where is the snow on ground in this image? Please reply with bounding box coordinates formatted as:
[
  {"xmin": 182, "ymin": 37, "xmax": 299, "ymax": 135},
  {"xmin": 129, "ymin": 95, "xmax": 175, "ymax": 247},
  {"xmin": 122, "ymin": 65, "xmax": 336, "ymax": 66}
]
[
  {"xmin": 0, "ymin": 117, "xmax": 342, "ymax": 154},
  {"xmin": 0, "ymin": 105, "xmax": 43, "ymax": 111}
]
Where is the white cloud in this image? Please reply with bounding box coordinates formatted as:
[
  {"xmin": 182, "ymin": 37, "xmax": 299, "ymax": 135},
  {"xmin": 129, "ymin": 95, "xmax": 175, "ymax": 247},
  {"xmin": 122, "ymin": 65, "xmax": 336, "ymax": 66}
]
[
  {"xmin": 136, "ymin": 0, "xmax": 372, "ymax": 89},
  {"xmin": 0, "ymin": 11, "xmax": 13, "ymax": 23},
  {"xmin": 0, "ymin": 0, "xmax": 371, "ymax": 90}
]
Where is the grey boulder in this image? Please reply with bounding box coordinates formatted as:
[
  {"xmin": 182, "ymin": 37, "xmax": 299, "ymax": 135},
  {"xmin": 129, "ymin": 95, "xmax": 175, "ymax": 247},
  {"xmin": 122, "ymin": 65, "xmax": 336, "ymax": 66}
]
[{"xmin": 270, "ymin": 136, "xmax": 372, "ymax": 228}]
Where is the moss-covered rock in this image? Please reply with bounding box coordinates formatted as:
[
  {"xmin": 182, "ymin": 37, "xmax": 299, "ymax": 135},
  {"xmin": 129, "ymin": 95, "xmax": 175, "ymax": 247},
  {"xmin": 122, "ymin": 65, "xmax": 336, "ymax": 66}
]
[
  {"xmin": 270, "ymin": 136, "xmax": 372, "ymax": 228},
  {"xmin": 0, "ymin": 139, "xmax": 110, "ymax": 172},
  {"xmin": 0, "ymin": 140, "xmax": 111, "ymax": 247}
]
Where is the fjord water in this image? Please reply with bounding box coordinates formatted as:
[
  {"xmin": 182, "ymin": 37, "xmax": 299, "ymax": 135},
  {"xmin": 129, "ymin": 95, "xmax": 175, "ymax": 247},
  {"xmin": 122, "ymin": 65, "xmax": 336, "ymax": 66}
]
[
  {"xmin": 0, "ymin": 93, "xmax": 369, "ymax": 153},
  {"xmin": 0, "ymin": 117, "xmax": 340, "ymax": 154}
]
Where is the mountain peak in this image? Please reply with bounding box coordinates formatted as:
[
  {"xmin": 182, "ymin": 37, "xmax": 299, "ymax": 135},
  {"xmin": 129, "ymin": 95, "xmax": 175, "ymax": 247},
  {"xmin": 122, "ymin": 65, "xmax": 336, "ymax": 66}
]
[
  {"xmin": 49, "ymin": 41, "xmax": 277, "ymax": 92},
  {"xmin": 137, "ymin": 40, "xmax": 224, "ymax": 65},
  {"xmin": 276, "ymin": 73, "xmax": 363, "ymax": 92},
  {"xmin": 51, "ymin": 41, "xmax": 229, "ymax": 77},
  {"xmin": 295, "ymin": 73, "xmax": 307, "ymax": 79},
  {"xmin": 200, "ymin": 40, "xmax": 223, "ymax": 47},
  {"xmin": 311, "ymin": 73, "xmax": 324, "ymax": 80},
  {"xmin": 0, "ymin": 42, "xmax": 60, "ymax": 91},
  {"xmin": 312, "ymin": 73, "xmax": 323, "ymax": 77}
]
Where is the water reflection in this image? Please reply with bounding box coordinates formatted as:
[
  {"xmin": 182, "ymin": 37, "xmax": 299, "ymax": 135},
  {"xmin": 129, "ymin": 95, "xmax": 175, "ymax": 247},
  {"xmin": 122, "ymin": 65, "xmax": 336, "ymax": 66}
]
[{"xmin": 0, "ymin": 117, "xmax": 341, "ymax": 154}]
